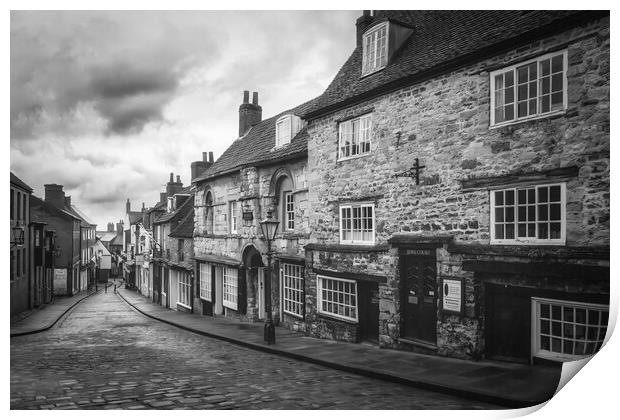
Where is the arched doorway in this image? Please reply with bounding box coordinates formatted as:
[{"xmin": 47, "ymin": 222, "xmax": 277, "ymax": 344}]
[{"xmin": 242, "ymin": 245, "xmax": 266, "ymax": 320}]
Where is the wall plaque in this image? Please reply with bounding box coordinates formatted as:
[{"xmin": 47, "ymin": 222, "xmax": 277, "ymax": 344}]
[
  {"xmin": 242, "ymin": 211, "xmax": 253, "ymax": 221},
  {"xmin": 442, "ymin": 278, "xmax": 463, "ymax": 315}
]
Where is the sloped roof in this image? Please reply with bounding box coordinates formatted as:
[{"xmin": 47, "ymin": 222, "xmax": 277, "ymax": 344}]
[
  {"xmin": 169, "ymin": 208, "xmax": 194, "ymax": 238},
  {"xmin": 127, "ymin": 211, "xmax": 143, "ymax": 225},
  {"xmin": 194, "ymin": 97, "xmax": 320, "ymax": 182},
  {"xmin": 10, "ymin": 172, "xmax": 33, "ymax": 192},
  {"xmin": 69, "ymin": 204, "xmax": 95, "ymax": 227},
  {"xmin": 30, "ymin": 195, "xmax": 80, "ymax": 222},
  {"xmin": 110, "ymin": 235, "xmax": 124, "ymax": 246},
  {"xmin": 97, "ymin": 231, "xmax": 117, "ymax": 243},
  {"xmin": 95, "ymin": 239, "xmax": 112, "ymax": 256},
  {"xmin": 302, "ymin": 10, "xmax": 607, "ymax": 118},
  {"xmin": 153, "ymin": 193, "xmax": 193, "ymax": 225}
]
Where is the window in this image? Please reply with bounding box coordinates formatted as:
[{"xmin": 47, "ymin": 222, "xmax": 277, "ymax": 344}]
[
  {"xmin": 362, "ymin": 22, "xmax": 388, "ymax": 76},
  {"xmin": 490, "ymin": 183, "xmax": 565, "ymax": 245},
  {"xmin": 205, "ymin": 191, "xmax": 214, "ymax": 234},
  {"xmin": 16, "ymin": 249, "xmax": 21, "ymax": 277},
  {"xmin": 532, "ymin": 298, "xmax": 608, "ymax": 362},
  {"xmin": 317, "ymin": 275, "xmax": 358, "ymax": 322},
  {"xmin": 10, "ymin": 250, "xmax": 14, "ymax": 281},
  {"xmin": 178, "ymin": 272, "xmax": 192, "ymax": 308},
  {"xmin": 281, "ymin": 263, "xmax": 304, "ymax": 318},
  {"xmin": 275, "ymin": 114, "xmax": 304, "ymax": 148},
  {"xmin": 10, "ymin": 189, "xmax": 14, "ymax": 220},
  {"xmin": 284, "ymin": 192, "xmax": 294, "ymax": 230},
  {"xmin": 340, "ymin": 203, "xmax": 374, "ymax": 244},
  {"xmin": 223, "ymin": 266, "xmax": 238, "ymax": 310},
  {"xmin": 22, "ymin": 194, "xmax": 26, "ymax": 220},
  {"xmin": 178, "ymin": 239, "xmax": 184, "ymax": 261},
  {"xmin": 230, "ymin": 201, "xmax": 238, "ymax": 234},
  {"xmin": 16, "ymin": 191, "xmax": 21, "ymax": 221},
  {"xmin": 490, "ymin": 50, "xmax": 567, "ymax": 126},
  {"xmin": 199, "ymin": 263, "xmax": 212, "ymax": 301},
  {"xmin": 338, "ymin": 114, "xmax": 372, "ymax": 160}
]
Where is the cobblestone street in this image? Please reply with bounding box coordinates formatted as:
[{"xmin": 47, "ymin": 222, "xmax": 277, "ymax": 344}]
[{"xmin": 10, "ymin": 291, "xmax": 500, "ymax": 410}]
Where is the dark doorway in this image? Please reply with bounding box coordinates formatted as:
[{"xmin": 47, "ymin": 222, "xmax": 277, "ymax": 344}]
[
  {"xmin": 242, "ymin": 245, "xmax": 265, "ymax": 320},
  {"xmin": 401, "ymin": 253, "xmax": 438, "ymax": 344},
  {"xmin": 485, "ymin": 283, "xmax": 531, "ymax": 363},
  {"xmin": 358, "ymin": 282, "xmax": 380, "ymax": 343}
]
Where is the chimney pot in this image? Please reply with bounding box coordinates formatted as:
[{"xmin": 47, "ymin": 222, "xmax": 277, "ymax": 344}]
[
  {"xmin": 209, "ymin": 151, "xmax": 214, "ymax": 163},
  {"xmin": 252, "ymin": 91, "xmax": 259, "ymax": 105},
  {"xmin": 356, "ymin": 10, "xmax": 374, "ymax": 47},
  {"xmin": 176, "ymin": 175, "xmax": 181, "ymax": 183},
  {"xmin": 243, "ymin": 90, "xmax": 249, "ymax": 104},
  {"xmin": 202, "ymin": 152, "xmax": 208, "ymax": 162},
  {"xmin": 238, "ymin": 91, "xmax": 262, "ymax": 137},
  {"xmin": 169, "ymin": 172, "xmax": 174, "ymax": 182}
]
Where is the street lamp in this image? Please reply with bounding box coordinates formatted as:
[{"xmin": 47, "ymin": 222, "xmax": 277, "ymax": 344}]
[{"xmin": 259, "ymin": 209, "xmax": 279, "ymax": 345}]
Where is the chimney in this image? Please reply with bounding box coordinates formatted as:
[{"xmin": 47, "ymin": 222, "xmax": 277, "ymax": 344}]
[
  {"xmin": 107, "ymin": 222, "xmax": 114, "ymax": 232},
  {"xmin": 116, "ymin": 221, "xmax": 123, "ymax": 237},
  {"xmin": 64, "ymin": 196, "xmax": 71, "ymax": 208},
  {"xmin": 160, "ymin": 192, "xmax": 167, "ymax": 204},
  {"xmin": 142, "ymin": 202, "xmax": 145, "ymax": 211},
  {"xmin": 238, "ymin": 90, "xmax": 262, "ymax": 137},
  {"xmin": 126, "ymin": 198, "xmax": 131, "ymax": 214},
  {"xmin": 44, "ymin": 184, "xmax": 65, "ymax": 209},
  {"xmin": 356, "ymin": 10, "xmax": 374, "ymax": 47},
  {"xmin": 191, "ymin": 150, "xmax": 215, "ymax": 181},
  {"xmin": 166, "ymin": 172, "xmax": 183, "ymax": 197}
]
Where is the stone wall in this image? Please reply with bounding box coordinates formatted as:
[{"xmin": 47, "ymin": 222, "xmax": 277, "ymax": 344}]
[{"xmin": 305, "ymin": 17, "xmax": 609, "ymax": 358}]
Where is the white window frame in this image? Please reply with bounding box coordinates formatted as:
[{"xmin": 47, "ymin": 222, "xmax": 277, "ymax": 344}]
[
  {"xmin": 281, "ymin": 263, "xmax": 304, "ymax": 318},
  {"xmin": 490, "ymin": 183, "xmax": 566, "ymax": 245},
  {"xmin": 284, "ymin": 192, "xmax": 295, "ymax": 231},
  {"xmin": 362, "ymin": 21, "xmax": 389, "ymax": 76},
  {"xmin": 317, "ymin": 275, "xmax": 358, "ymax": 322},
  {"xmin": 338, "ymin": 114, "xmax": 372, "ymax": 161},
  {"xmin": 339, "ymin": 203, "xmax": 375, "ymax": 245},
  {"xmin": 177, "ymin": 271, "xmax": 192, "ymax": 309},
  {"xmin": 229, "ymin": 201, "xmax": 238, "ymax": 234},
  {"xmin": 531, "ymin": 297, "xmax": 608, "ymax": 362},
  {"xmin": 490, "ymin": 50, "xmax": 568, "ymax": 127},
  {"xmin": 222, "ymin": 266, "xmax": 238, "ymax": 311},
  {"xmin": 199, "ymin": 263, "xmax": 212, "ymax": 301},
  {"xmin": 275, "ymin": 114, "xmax": 305, "ymax": 148}
]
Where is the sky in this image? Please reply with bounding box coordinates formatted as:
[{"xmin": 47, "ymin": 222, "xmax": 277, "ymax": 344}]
[{"xmin": 10, "ymin": 10, "xmax": 358, "ymax": 228}]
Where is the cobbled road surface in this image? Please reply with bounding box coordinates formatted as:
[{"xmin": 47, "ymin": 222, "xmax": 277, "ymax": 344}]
[{"xmin": 11, "ymin": 291, "xmax": 501, "ymax": 410}]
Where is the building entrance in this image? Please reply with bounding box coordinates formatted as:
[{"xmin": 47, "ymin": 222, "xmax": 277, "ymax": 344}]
[{"xmin": 401, "ymin": 251, "xmax": 438, "ymax": 344}]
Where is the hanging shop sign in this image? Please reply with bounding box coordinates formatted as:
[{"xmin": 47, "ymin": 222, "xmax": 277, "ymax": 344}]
[{"xmin": 442, "ymin": 277, "xmax": 464, "ymax": 315}]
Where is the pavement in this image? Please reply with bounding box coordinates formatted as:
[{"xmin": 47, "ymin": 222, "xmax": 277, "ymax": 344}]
[
  {"xmin": 10, "ymin": 280, "xmax": 115, "ymax": 337},
  {"xmin": 114, "ymin": 287, "xmax": 563, "ymax": 408}
]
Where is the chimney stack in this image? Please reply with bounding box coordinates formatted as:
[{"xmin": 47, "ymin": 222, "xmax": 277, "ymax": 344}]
[
  {"xmin": 107, "ymin": 222, "xmax": 115, "ymax": 232},
  {"xmin": 169, "ymin": 172, "xmax": 174, "ymax": 183},
  {"xmin": 160, "ymin": 192, "xmax": 167, "ymax": 204},
  {"xmin": 64, "ymin": 196, "xmax": 72, "ymax": 208},
  {"xmin": 116, "ymin": 221, "xmax": 123, "ymax": 237},
  {"xmin": 166, "ymin": 172, "xmax": 183, "ymax": 197},
  {"xmin": 356, "ymin": 10, "xmax": 374, "ymax": 47},
  {"xmin": 44, "ymin": 184, "xmax": 65, "ymax": 209},
  {"xmin": 238, "ymin": 90, "xmax": 262, "ymax": 137},
  {"xmin": 126, "ymin": 198, "xmax": 131, "ymax": 214},
  {"xmin": 191, "ymin": 151, "xmax": 216, "ymax": 182}
]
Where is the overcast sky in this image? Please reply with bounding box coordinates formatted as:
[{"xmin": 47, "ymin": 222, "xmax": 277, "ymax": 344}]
[{"xmin": 10, "ymin": 10, "xmax": 358, "ymax": 227}]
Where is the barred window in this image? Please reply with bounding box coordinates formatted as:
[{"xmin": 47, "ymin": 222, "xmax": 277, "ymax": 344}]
[
  {"xmin": 491, "ymin": 183, "xmax": 565, "ymax": 245},
  {"xmin": 282, "ymin": 263, "xmax": 304, "ymax": 318},
  {"xmin": 338, "ymin": 114, "xmax": 372, "ymax": 160},
  {"xmin": 340, "ymin": 203, "xmax": 374, "ymax": 244},
  {"xmin": 199, "ymin": 263, "xmax": 212, "ymax": 301},
  {"xmin": 491, "ymin": 50, "xmax": 567, "ymax": 126},
  {"xmin": 223, "ymin": 266, "xmax": 238, "ymax": 310},
  {"xmin": 284, "ymin": 192, "xmax": 295, "ymax": 230},
  {"xmin": 317, "ymin": 276, "xmax": 357, "ymax": 322},
  {"xmin": 533, "ymin": 298, "xmax": 608, "ymax": 362},
  {"xmin": 178, "ymin": 272, "xmax": 191, "ymax": 308},
  {"xmin": 362, "ymin": 22, "xmax": 388, "ymax": 76}
]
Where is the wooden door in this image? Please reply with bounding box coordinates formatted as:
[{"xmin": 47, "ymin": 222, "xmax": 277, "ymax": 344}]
[
  {"xmin": 358, "ymin": 282, "xmax": 380, "ymax": 343},
  {"xmin": 402, "ymin": 254, "xmax": 438, "ymax": 344}
]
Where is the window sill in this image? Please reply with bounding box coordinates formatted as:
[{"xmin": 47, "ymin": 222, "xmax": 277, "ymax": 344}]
[
  {"xmin": 176, "ymin": 302, "xmax": 192, "ymax": 310},
  {"xmin": 360, "ymin": 66, "xmax": 387, "ymax": 80},
  {"xmin": 490, "ymin": 109, "xmax": 566, "ymax": 130},
  {"xmin": 490, "ymin": 239, "xmax": 566, "ymax": 246},
  {"xmin": 337, "ymin": 152, "xmax": 371, "ymax": 163},
  {"xmin": 283, "ymin": 310, "xmax": 304, "ymax": 320},
  {"xmin": 199, "ymin": 296, "xmax": 212, "ymax": 303},
  {"xmin": 339, "ymin": 240, "xmax": 376, "ymax": 246},
  {"xmin": 223, "ymin": 303, "xmax": 238, "ymax": 312},
  {"xmin": 317, "ymin": 311, "xmax": 358, "ymax": 325}
]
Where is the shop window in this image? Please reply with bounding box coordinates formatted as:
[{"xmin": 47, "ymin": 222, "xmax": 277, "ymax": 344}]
[
  {"xmin": 338, "ymin": 114, "xmax": 372, "ymax": 160},
  {"xmin": 340, "ymin": 203, "xmax": 374, "ymax": 244},
  {"xmin": 490, "ymin": 183, "xmax": 565, "ymax": 245},
  {"xmin": 223, "ymin": 266, "xmax": 238, "ymax": 310},
  {"xmin": 281, "ymin": 263, "xmax": 304, "ymax": 318},
  {"xmin": 532, "ymin": 297, "xmax": 608, "ymax": 362},
  {"xmin": 490, "ymin": 50, "xmax": 567, "ymax": 126},
  {"xmin": 317, "ymin": 275, "xmax": 358, "ymax": 322},
  {"xmin": 178, "ymin": 272, "xmax": 192, "ymax": 308},
  {"xmin": 199, "ymin": 263, "xmax": 212, "ymax": 301}
]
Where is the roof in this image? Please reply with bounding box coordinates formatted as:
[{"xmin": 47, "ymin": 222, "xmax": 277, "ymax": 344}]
[
  {"xmin": 153, "ymin": 193, "xmax": 193, "ymax": 225},
  {"xmin": 95, "ymin": 239, "xmax": 112, "ymax": 256},
  {"xmin": 69, "ymin": 204, "xmax": 95, "ymax": 227},
  {"xmin": 30, "ymin": 195, "xmax": 80, "ymax": 222},
  {"xmin": 302, "ymin": 10, "xmax": 607, "ymax": 119},
  {"xmin": 110, "ymin": 235, "xmax": 124, "ymax": 246},
  {"xmin": 169, "ymin": 208, "xmax": 194, "ymax": 238},
  {"xmin": 10, "ymin": 172, "xmax": 33, "ymax": 192},
  {"xmin": 127, "ymin": 211, "xmax": 143, "ymax": 225},
  {"xmin": 194, "ymin": 96, "xmax": 321, "ymax": 182},
  {"xmin": 97, "ymin": 231, "xmax": 117, "ymax": 243}
]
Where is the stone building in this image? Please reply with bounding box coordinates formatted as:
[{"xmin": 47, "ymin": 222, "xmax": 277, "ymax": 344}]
[
  {"xmin": 295, "ymin": 10, "xmax": 610, "ymax": 364},
  {"xmin": 192, "ymin": 91, "xmax": 313, "ymax": 329},
  {"xmin": 10, "ymin": 172, "xmax": 33, "ymax": 315}
]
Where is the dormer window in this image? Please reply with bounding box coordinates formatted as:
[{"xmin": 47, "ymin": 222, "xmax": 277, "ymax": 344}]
[
  {"xmin": 275, "ymin": 114, "xmax": 304, "ymax": 148},
  {"xmin": 362, "ymin": 22, "xmax": 388, "ymax": 76}
]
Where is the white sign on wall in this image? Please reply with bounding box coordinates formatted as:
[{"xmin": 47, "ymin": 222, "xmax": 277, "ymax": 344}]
[
  {"xmin": 442, "ymin": 278, "xmax": 463, "ymax": 314},
  {"xmin": 53, "ymin": 268, "xmax": 67, "ymax": 295}
]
